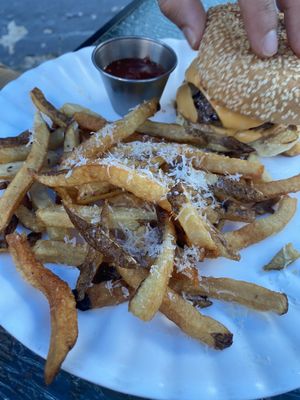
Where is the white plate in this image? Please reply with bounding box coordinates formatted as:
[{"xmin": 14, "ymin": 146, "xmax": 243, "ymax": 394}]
[{"xmin": 1, "ymin": 39, "xmax": 300, "ymax": 400}]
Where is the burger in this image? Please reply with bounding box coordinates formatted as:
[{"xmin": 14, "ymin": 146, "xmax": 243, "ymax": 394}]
[{"xmin": 176, "ymin": 4, "xmax": 300, "ymax": 155}]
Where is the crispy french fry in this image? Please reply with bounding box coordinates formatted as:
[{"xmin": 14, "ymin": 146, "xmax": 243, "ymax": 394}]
[
  {"xmin": 0, "ymin": 112, "xmax": 50, "ymax": 232},
  {"xmin": 15, "ymin": 205, "xmax": 45, "ymax": 232},
  {"xmin": 76, "ymin": 181, "xmax": 121, "ymax": 204},
  {"xmin": 36, "ymin": 204, "xmax": 101, "ymax": 228},
  {"xmin": 33, "ymin": 240, "xmax": 88, "ymax": 266},
  {"xmin": 65, "ymin": 205, "xmax": 138, "ymax": 269},
  {"xmin": 138, "ymin": 120, "xmax": 207, "ymax": 145},
  {"xmin": 64, "ymin": 120, "xmax": 80, "ymax": 153},
  {"xmin": 35, "ymin": 162, "xmax": 169, "ymax": 208},
  {"xmin": 7, "ymin": 233, "xmax": 78, "ymax": 384},
  {"xmin": 250, "ymin": 125, "xmax": 299, "ymax": 157},
  {"xmin": 168, "ymin": 184, "xmax": 217, "ymax": 252},
  {"xmin": 77, "ymin": 189, "xmax": 123, "ymax": 204},
  {"xmin": 30, "ymin": 87, "xmax": 69, "ymax": 128},
  {"xmin": 129, "ymin": 213, "xmax": 176, "ymax": 321},
  {"xmin": 191, "ymin": 151, "xmax": 263, "ymax": 179},
  {"xmin": 30, "ymin": 182, "xmax": 53, "ymax": 209},
  {"xmin": 63, "ymin": 98, "xmax": 159, "ymax": 166},
  {"xmin": 170, "ymin": 276, "xmax": 288, "ymax": 315},
  {"xmin": 0, "ymin": 128, "xmax": 63, "ymax": 164},
  {"xmin": 0, "ymin": 151, "xmax": 60, "ymax": 180},
  {"xmin": 225, "ymin": 196, "xmax": 297, "ymax": 251},
  {"xmin": 119, "ymin": 267, "xmax": 233, "ymax": 349},
  {"xmin": 60, "ymin": 103, "xmax": 103, "ymax": 118},
  {"xmin": 0, "ymin": 161, "xmax": 23, "ymax": 179},
  {"xmin": 73, "ymin": 111, "xmax": 107, "ymax": 132},
  {"xmin": 35, "ymin": 206, "xmax": 77, "ymax": 228},
  {"xmin": 75, "ymin": 247, "xmax": 103, "ymax": 301},
  {"xmin": 46, "ymin": 227, "xmax": 72, "ymax": 241},
  {"xmin": 76, "ymin": 280, "xmax": 132, "ymax": 310},
  {"xmin": 138, "ymin": 120, "xmax": 254, "ymax": 155},
  {"xmin": 114, "ymin": 141, "xmax": 263, "ymax": 179},
  {"xmin": 254, "ymin": 174, "xmax": 300, "ymax": 199},
  {"xmin": 76, "ymin": 181, "xmax": 115, "ymax": 197}
]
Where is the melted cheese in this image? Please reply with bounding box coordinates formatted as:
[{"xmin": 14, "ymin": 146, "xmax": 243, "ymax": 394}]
[
  {"xmin": 210, "ymin": 100, "xmax": 263, "ymax": 130},
  {"xmin": 183, "ymin": 59, "xmax": 263, "ymax": 130},
  {"xmin": 176, "ymin": 84, "xmax": 198, "ymax": 123}
]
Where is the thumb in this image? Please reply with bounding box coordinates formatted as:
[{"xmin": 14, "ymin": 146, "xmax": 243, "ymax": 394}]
[{"xmin": 158, "ymin": 0, "xmax": 206, "ymax": 50}]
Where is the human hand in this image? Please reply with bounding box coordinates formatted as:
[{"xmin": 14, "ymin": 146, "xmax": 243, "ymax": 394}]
[{"xmin": 158, "ymin": 0, "xmax": 300, "ymax": 57}]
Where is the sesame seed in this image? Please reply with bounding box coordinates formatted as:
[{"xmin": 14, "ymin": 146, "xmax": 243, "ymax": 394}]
[{"xmin": 193, "ymin": 3, "xmax": 300, "ymax": 124}]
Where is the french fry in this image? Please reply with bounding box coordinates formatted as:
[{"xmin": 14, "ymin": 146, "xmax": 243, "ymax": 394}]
[
  {"xmin": 0, "ymin": 151, "xmax": 60, "ymax": 180},
  {"xmin": 60, "ymin": 103, "xmax": 103, "ymax": 118},
  {"xmin": 191, "ymin": 151, "xmax": 263, "ymax": 179},
  {"xmin": 115, "ymin": 141, "xmax": 263, "ymax": 179},
  {"xmin": 7, "ymin": 233, "xmax": 78, "ymax": 384},
  {"xmin": 75, "ymin": 247, "xmax": 103, "ymax": 301},
  {"xmin": 29, "ymin": 182, "xmax": 53, "ymax": 209},
  {"xmin": 46, "ymin": 227, "xmax": 72, "ymax": 241},
  {"xmin": 0, "ymin": 161, "xmax": 23, "ymax": 179},
  {"xmin": 0, "ymin": 112, "xmax": 50, "ymax": 232},
  {"xmin": 30, "ymin": 87, "xmax": 69, "ymax": 128},
  {"xmin": 170, "ymin": 276, "xmax": 288, "ymax": 315},
  {"xmin": 76, "ymin": 280, "xmax": 132, "ymax": 310},
  {"xmin": 15, "ymin": 205, "xmax": 45, "ymax": 232},
  {"xmin": 65, "ymin": 205, "xmax": 138, "ymax": 269},
  {"xmin": 168, "ymin": 184, "xmax": 217, "ymax": 252},
  {"xmin": 254, "ymin": 174, "xmax": 300, "ymax": 199},
  {"xmin": 36, "ymin": 204, "xmax": 101, "ymax": 228},
  {"xmin": 35, "ymin": 162, "xmax": 170, "ymax": 208},
  {"xmin": 72, "ymin": 111, "xmax": 107, "ymax": 132},
  {"xmin": 63, "ymin": 98, "xmax": 159, "ymax": 166},
  {"xmin": 138, "ymin": 120, "xmax": 254, "ymax": 155},
  {"xmin": 76, "ymin": 189, "xmax": 123, "ymax": 204},
  {"xmin": 129, "ymin": 213, "xmax": 176, "ymax": 321},
  {"xmin": 119, "ymin": 267, "xmax": 233, "ymax": 350},
  {"xmin": 63, "ymin": 120, "xmax": 80, "ymax": 154},
  {"xmin": 76, "ymin": 181, "xmax": 121, "ymax": 204},
  {"xmin": 211, "ymin": 177, "xmax": 265, "ymax": 203},
  {"xmin": 0, "ymin": 128, "xmax": 63, "ymax": 164},
  {"xmin": 250, "ymin": 125, "xmax": 299, "ymax": 157},
  {"xmin": 225, "ymin": 196, "xmax": 297, "ymax": 251},
  {"xmin": 33, "ymin": 240, "xmax": 88, "ymax": 266}
]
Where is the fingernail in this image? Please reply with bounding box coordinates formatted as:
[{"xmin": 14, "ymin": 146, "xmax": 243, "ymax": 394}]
[
  {"xmin": 262, "ymin": 30, "xmax": 278, "ymax": 57},
  {"xmin": 183, "ymin": 27, "xmax": 198, "ymax": 49}
]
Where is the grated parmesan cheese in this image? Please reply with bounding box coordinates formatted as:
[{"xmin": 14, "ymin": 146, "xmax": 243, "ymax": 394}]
[{"xmin": 63, "ymin": 236, "xmax": 77, "ymax": 247}]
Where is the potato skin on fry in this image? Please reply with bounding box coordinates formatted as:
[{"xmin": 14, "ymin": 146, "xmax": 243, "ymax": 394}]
[
  {"xmin": 119, "ymin": 267, "xmax": 233, "ymax": 350},
  {"xmin": 129, "ymin": 213, "xmax": 176, "ymax": 321},
  {"xmin": 0, "ymin": 112, "xmax": 50, "ymax": 233},
  {"xmin": 30, "ymin": 87, "xmax": 69, "ymax": 128},
  {"xmin": 6, "ymin": 233, "xmax": 78, "ymax": 384},
  {"xmin": 170, "ymin": 276, "xmax": 288, "ymax": 315},
  {"xmin": 225, "ymin": 196, "xmax": 297, "ymax": 251}
]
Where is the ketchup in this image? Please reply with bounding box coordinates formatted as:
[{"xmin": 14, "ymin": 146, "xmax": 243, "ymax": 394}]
[{"xmin": 104, "ymin": 57, "xmax": 166, "ymax": 80}]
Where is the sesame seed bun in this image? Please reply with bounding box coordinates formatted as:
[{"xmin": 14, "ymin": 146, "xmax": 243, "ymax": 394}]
[{"xmin": 182, "ymin": 3, "xmax": 300, "ymax": 126}]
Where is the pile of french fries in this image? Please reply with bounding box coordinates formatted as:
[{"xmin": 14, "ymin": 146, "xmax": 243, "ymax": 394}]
[{"xmin": 2, "ymin": 87, "xmax": 300, "ymax": 383}]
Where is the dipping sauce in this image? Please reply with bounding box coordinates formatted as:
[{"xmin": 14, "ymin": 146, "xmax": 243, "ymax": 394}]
[{"xmin": 104, "ymin": 57, "xmax": 166, "ymax": 80}]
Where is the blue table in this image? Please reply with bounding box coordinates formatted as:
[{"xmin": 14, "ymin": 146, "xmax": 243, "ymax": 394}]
[{"xmin": 0, "ymin": 1, "xmax": 299, "ymax": 399}]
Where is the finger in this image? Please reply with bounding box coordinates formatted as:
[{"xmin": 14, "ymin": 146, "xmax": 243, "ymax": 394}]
[
  {"xmin": 276, "ymin": 0, "xmax": 300, "ymax": 56},
  {"xmin": 158, "ymin": 0, "xmax": 206, "ymax": 50},
  {"xmin": 239, "ymin": 0, "xmax": 278, "ymax": 57}
]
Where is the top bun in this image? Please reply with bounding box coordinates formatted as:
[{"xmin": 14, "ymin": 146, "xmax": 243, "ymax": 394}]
[{"xmin": 194, "ymin": 3, "xmax": 300, "ymax": 125}]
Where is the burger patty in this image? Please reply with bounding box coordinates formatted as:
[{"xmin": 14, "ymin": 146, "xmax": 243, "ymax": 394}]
[{"xmin": 189, "ymin": 83, "xmax": 220, "ymax": 125}]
